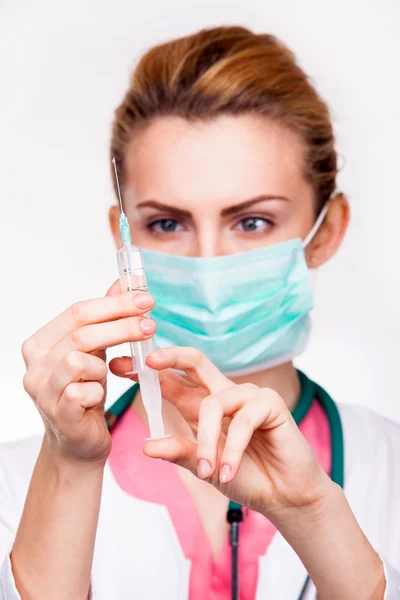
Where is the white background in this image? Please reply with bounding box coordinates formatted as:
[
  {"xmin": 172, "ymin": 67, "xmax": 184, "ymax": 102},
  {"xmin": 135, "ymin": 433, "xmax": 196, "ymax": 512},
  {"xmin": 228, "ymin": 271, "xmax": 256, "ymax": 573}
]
[{"xmin": 1, "ymin": 0, "xmax": 399, "ymax": 442}]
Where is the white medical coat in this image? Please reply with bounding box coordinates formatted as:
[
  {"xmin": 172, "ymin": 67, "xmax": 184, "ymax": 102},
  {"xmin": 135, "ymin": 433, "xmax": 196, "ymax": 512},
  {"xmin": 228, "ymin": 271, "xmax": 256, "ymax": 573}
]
[{"xmin": 1, "ymin": 404, "xmax": 400, "ymax": 599}]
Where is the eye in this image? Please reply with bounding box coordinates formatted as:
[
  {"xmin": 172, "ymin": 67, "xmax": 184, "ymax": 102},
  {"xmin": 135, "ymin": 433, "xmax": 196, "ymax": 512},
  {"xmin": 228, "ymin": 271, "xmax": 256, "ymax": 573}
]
[
  {"xmin": 148, "ymin": 218, "xmax": 184, "ymax": 233},
  {"xmin": 235, "ymin": 217, "xmax": 272, "ymax": 233}
]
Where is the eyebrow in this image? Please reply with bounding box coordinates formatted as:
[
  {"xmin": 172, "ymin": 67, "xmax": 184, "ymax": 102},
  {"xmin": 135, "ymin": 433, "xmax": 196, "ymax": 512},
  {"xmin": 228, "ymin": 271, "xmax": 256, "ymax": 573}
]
[
  {"xmin": 221, "ymin": 195, "xmax": 290, "ymax": 217},
  {"xmin": 135, "ymin": 195, "xmax": 290, "ymax": 219}
]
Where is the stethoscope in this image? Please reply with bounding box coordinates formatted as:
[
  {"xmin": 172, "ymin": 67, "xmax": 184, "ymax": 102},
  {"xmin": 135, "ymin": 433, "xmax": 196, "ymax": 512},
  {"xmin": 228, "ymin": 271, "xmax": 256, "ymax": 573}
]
[{"xmin": 105, "ymin": 370, "xmax": 344, "ymax": 600}]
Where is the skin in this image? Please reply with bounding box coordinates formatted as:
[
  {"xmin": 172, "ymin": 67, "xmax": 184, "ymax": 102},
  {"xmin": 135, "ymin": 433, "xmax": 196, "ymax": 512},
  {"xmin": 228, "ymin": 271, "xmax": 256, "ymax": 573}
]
[{"xmin": 11, "ymin": 114, "xmax": 385, "ymax": 599}]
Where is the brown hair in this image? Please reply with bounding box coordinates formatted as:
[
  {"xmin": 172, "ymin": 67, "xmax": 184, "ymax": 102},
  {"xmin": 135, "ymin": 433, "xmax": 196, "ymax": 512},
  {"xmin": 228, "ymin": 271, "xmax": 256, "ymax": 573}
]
[{"xmin": 111, "ymin": 26, "xmax": 337, "ymax": 211}]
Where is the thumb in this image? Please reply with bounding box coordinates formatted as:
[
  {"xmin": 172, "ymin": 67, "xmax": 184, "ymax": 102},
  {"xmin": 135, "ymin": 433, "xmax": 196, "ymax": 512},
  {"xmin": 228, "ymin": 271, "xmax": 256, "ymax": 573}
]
[
  {"xmin": 144, "ymin": 436, "xmax": 198, "ymax": 476},
  {"xmin": 105, "ymin": 279, "xmax": 122, "ymax": 297}
]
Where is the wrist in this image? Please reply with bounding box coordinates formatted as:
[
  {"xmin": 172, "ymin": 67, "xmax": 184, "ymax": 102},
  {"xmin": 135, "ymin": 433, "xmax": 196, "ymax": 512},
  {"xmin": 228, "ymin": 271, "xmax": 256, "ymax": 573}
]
[
  {"xmin": 42, "ymin": 434, "xmax": 107, "ymax": 481},
  {"xmin": 271, "ymin": 480, "xmax": 385, "ymax": 599},
  {"xmin": 268, "ymin": 471, "xmax": 340, "ymax": 539}
]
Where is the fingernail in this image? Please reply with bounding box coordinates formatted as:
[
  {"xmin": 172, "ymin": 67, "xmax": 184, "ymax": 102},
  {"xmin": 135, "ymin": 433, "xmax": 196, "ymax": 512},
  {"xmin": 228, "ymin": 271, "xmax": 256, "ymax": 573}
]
[
  {"xmin": 198, "ymin": 459, "xmax": 211, "ymax": 479},
  {"xmin": 220, "ymin": 465, "xmax": 231, "ymax": 483},
  {"xmin": 134, "ymin": 293, "xmax": 154, "ymax": 309},
  {"xmin": 124, "ymin": 357, "xmax": 136, "ymax": 375},
  {"xmin": 139, "ymin": 319, "xmax": 155, "ymax": 335}
]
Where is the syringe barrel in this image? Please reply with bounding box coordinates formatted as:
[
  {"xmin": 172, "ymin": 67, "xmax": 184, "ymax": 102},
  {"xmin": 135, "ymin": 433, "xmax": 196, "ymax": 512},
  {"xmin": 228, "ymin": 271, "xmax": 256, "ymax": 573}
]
[
  {"xmin": 117, "ymin": 244, "xmax": 147, "ymax": 292},
  {"xmin": 117, "ymin": 244, "xmax": 153, "ymax": 373},
  {"xmin": 116, "ymin": 243, "xmax": 165, "ymax": 439}
]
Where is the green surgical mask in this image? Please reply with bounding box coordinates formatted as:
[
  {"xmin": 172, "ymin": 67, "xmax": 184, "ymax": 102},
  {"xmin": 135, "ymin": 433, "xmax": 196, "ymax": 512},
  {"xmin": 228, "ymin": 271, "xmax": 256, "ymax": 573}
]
[{"xmin": 143, "ymin": 206, "xmax": 327, "ymax": 376}]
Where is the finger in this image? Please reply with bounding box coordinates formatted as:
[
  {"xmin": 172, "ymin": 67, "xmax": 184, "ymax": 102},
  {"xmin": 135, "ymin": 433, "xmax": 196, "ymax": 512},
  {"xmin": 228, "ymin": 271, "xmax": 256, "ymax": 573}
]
[
  {"xmin": 196, "ymin": 383, "xmax": 260, "ymax": 478},
  {"xmin": 126, "ymin": 345, "xmax": 219, "ymax": 420},
  {"xmin": 49, "ymin": 316, "xmax": 156, "ymax": 367},
  {"xmin": 157, "ymin": 368, "xmax": 198, "ymax": 401},
  {"xmin": 47, "ymin": 352, "xmax": 108, "ymax": 400},
  {"xmin": 146, "ymin": 346, "xmax": 230, "ymax": 393},
  {"xmin": 22, "ymin": 290, "xmax": 155, "ymax": 364},
  {"xmin": 110, "ymin": 352, "xmax": 197, "ymax": 387},
  {"xmin": 220, "ymin": 399, "xmax": 270, "ymax": 483},
  {"xmin": 105, "ymin": 279, "xmax": 123, "ymax": 297},
  {"xmin": 156, "ymin": 369, "xmax": 206, "ymax": 421},
  {"xmin": 56, "ymin": 381, "xmax": 105, "ymax": 427},
  {"xmin": 109, "ymin": 356, "xmax": 196, "ymax": 412},
  {"xmin": 144, "ymin": 436, "xmax": 198, "ymax": 475},
  {"xmin": 220, "ymin": 388, "xmax": 287, "ymax": 483},
  {"xmin": 109, "ymin": 359, "xmax": 202, "ymax": 421},
  {"xmin": 109, "ymin": 356, "xmax": 138, "ymax": 379}
]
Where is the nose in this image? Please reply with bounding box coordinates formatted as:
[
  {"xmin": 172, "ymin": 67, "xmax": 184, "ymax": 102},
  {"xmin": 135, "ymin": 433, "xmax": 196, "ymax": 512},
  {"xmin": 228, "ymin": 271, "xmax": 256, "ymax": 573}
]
[{"xmin": 194, "ymin": 222, "xmax": 229, "ymax": 258}]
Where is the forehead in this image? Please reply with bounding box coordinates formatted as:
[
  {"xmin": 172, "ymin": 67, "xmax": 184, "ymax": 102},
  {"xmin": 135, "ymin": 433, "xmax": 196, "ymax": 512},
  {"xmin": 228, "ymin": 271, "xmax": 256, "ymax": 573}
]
[{"xmin": 124, "ymin": 114, "xmax": 311, "ymax": 207}]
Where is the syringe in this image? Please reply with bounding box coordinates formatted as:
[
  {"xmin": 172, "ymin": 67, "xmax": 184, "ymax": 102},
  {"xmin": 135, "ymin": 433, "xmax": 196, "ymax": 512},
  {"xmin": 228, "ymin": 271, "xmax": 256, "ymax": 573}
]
[{"xmin": 112, "ymin": 157, "xmax": 166, "ymax": 439}]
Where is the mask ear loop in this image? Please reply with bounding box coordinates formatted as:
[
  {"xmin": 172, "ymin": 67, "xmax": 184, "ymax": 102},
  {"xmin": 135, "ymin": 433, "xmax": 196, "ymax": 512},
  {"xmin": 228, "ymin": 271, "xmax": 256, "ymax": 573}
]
[
  {"xmin": 302, "ymin": 201, "xmax": 330, "ymax": 249},
  {"xmin": 302, "ymin": 201, "xmax": 330, "ymax": 300}
]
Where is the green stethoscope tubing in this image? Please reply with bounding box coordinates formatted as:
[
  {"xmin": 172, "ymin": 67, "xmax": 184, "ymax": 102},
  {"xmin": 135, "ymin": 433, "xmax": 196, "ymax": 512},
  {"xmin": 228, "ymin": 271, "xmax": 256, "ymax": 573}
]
[
  {"xmin": 105, "ymin": 369, "xmax": 344, "ymax": 599},
  {"xmin": 294, "ymin": 371, "xmax": 345, "ymax": 599}
]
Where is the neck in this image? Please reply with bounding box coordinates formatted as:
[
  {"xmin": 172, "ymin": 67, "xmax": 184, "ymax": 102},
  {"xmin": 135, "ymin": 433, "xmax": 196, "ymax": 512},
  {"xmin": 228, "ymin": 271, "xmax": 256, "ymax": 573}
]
[
  {"xmin": 231, "ymin": 361, "xmax": 300, "ymax": 412},
  {"xmin": 131, "ymin": 361, "xmax": 301, "ymax": 434}
]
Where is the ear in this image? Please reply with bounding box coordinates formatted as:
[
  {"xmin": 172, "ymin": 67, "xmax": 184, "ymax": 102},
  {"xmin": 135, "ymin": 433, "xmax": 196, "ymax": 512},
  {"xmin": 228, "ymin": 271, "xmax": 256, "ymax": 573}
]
[
  {"xmin": 304, "ymin": 194, "xmax": 350, "ymax": 269},
  {"xmin": 109, "ymin": 205, "xmax": 121, "ymax": 248}
]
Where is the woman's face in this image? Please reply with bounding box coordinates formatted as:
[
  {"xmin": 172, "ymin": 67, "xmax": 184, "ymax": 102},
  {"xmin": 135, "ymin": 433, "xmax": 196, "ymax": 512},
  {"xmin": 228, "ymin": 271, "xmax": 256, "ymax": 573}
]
[{"xmin": 110, "ymin": 114, "xmax": 348, "ymax": 266}]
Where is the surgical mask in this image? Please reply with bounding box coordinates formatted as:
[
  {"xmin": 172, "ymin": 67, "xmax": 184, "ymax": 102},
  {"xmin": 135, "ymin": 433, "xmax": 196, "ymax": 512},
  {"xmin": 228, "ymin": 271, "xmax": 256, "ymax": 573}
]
[{"xmin": 142, "ymin": 205, "xmax": 328, "ymax": 376}]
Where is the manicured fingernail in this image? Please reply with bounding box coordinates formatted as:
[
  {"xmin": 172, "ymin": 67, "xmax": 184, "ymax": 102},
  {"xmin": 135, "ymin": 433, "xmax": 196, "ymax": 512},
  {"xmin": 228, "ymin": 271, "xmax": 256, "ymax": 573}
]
[
  {"xmin": 198, "ymin": 459, "xmax": 211, "ymax": 479},
  {"xmin": 135, "ymin": 292, "xmax": 154, "ymax": 309},
  {"xmin": 140, "ymin": 319, "xmax": 155, "ymax": 335},
  {"xmin": 220, "ymin": 465, "xmax": 231, "ymax": 483}
]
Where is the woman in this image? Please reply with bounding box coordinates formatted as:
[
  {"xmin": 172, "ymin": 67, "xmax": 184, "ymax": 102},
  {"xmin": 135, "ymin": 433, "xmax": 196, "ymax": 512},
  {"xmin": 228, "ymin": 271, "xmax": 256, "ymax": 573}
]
[{"xmin": 1, "ymin": 26, "xmax": 400, "ymax": 600}]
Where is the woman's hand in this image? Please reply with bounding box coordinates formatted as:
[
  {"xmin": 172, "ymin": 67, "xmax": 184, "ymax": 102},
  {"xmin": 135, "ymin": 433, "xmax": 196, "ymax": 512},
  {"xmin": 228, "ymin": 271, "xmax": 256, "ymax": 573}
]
[
  {"xmin": 21, "ymin": 282, "xmax": 156, "ymax": 465},
  {"xmin": 134, "ymin": 346, "xmax": 385, "ymax": 599},
  {"xmin": 13, "ymin": 282, "xmax": 156, "ymax": 599},
  {"xmin": 138, "ymin": 346, "xmax": 331, "ymax": 520}
]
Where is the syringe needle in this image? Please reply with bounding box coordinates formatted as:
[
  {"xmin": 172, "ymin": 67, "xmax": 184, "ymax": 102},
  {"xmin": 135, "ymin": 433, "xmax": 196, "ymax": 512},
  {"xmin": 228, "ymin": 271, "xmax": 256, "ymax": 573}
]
[
  {"xmin": 112, "ymin": 156, "xmax": 124, "ymax": 215},
  {"xmin": 112, "ymin": 157, "xmax": 132, "ymax": 244}
]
